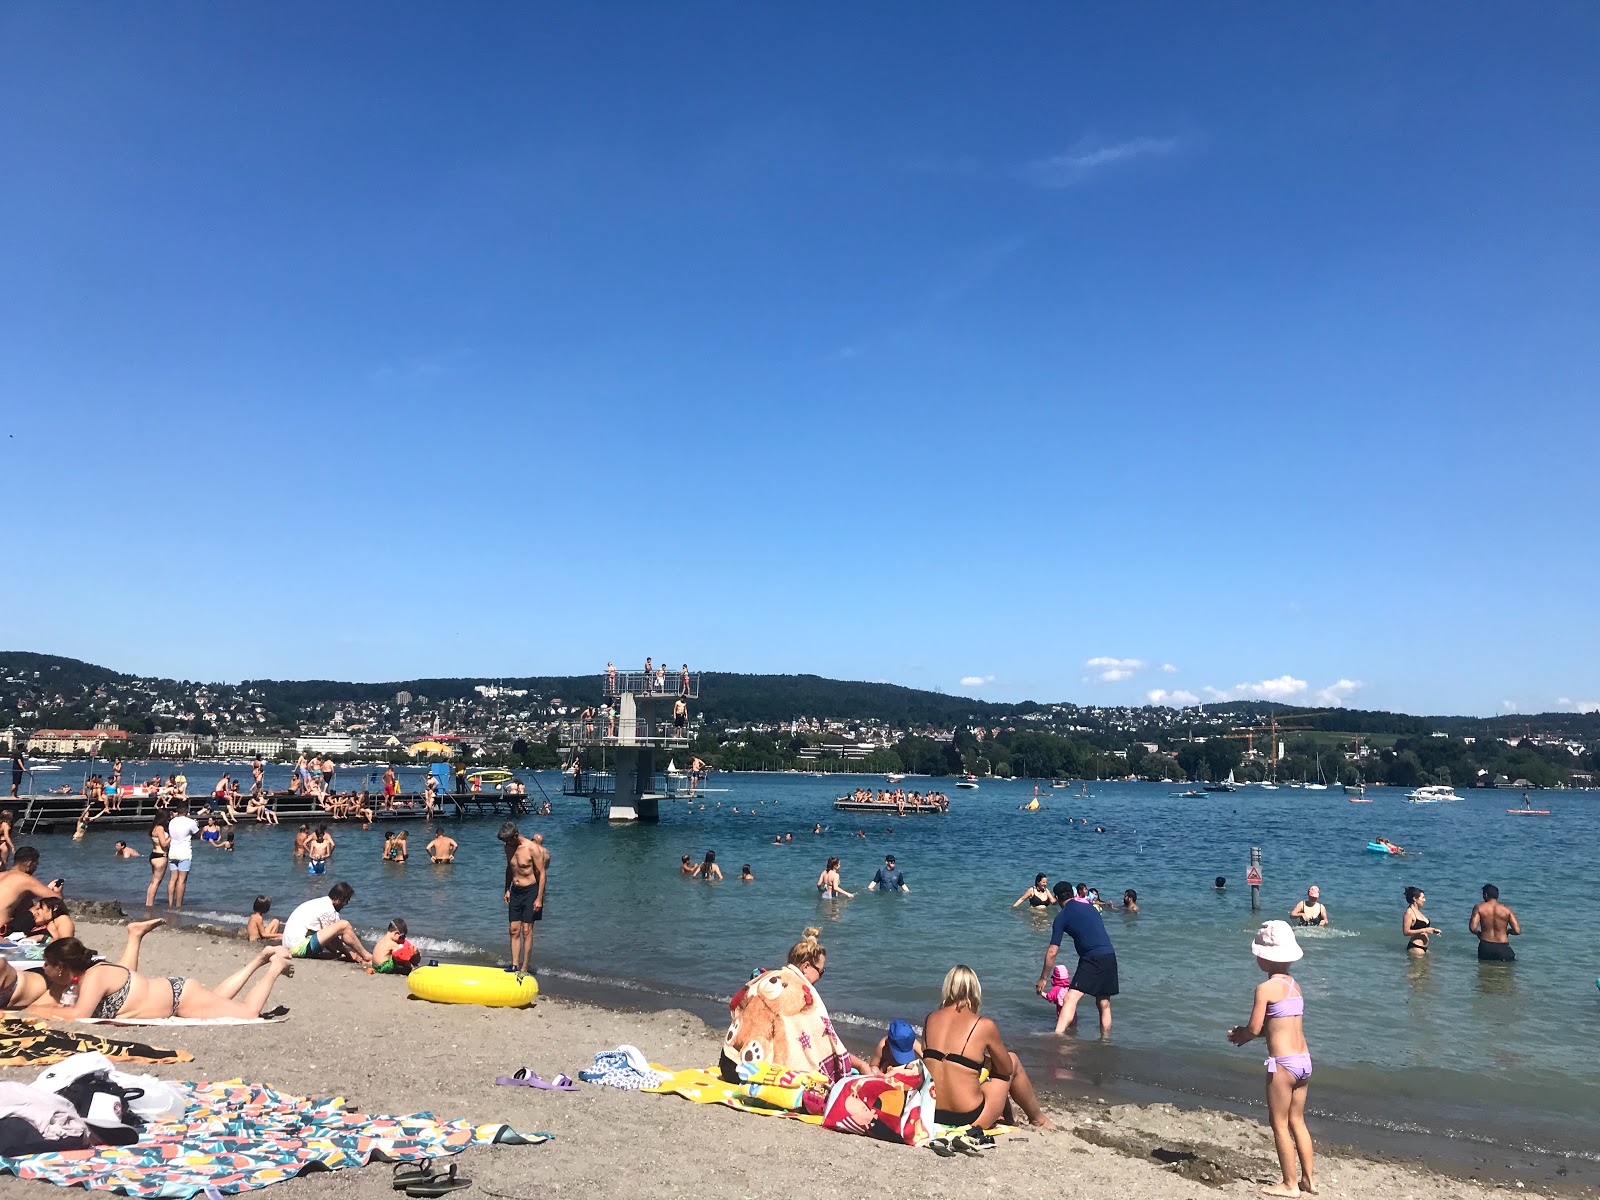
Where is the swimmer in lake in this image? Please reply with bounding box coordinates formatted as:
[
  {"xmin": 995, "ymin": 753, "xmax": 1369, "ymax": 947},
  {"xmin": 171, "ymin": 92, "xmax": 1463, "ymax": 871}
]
[
  {"xmin": 1121, "ymin": 889, "xmax": 1139, "ymax": 912},
  {"xmin": 1290, "ymin": 886, "xmax": 1329, "ymax": 927},
  {"xmin": 1012, "ymin": 873, "xmax": 1052, "ymax": 909},
  {"xmin": 1402, "ymin": 886, "xmax": 1439, "ymax": 955},
  {"xmin": 1215, "ymin": 876, "xmax": 1227, "ymax": 891},
  {"xmin": 1469, "ymin": 883, "xmax": 1520, "ymax": 962},
  {"xmin": 816, "ymin": 856, "xmax": 852, "ymax": 899}
]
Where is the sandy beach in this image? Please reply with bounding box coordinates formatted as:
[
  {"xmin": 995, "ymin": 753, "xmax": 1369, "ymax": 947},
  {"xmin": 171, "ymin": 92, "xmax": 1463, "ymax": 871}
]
[{"xmin": 0, "ymin": 918, "xmax": 1568, "ymax": 1200}]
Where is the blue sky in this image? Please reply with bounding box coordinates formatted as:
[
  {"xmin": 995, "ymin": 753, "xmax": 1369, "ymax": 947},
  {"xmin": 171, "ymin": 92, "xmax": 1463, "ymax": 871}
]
[{"xmin": 2, "ymin": 4, "xmax": 1596, "ymax": 717}]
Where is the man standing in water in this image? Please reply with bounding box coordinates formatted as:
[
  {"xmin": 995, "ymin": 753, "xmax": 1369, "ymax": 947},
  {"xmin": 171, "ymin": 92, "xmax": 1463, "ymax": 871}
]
[
  {"xmin": 166, "ymin": 801, "xmax": 200, "ymax": 907},
  {"xmin": 1469, "ymin": 883, "xmax": 1521, "ymax": 962},
  {"xmin": 1038, "ymin": 880, "xmax": 1119, "ymax": 1036},
  {"xmin": 498, "ymin": 822, "xmax": 547, "ymax": 982}
]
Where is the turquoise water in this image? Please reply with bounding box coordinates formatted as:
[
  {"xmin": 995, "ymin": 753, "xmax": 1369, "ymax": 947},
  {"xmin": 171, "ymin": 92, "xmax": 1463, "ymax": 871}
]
[{"xmin": 42, "ymin": 765, "xmax": 1600, "ymax": 1161}]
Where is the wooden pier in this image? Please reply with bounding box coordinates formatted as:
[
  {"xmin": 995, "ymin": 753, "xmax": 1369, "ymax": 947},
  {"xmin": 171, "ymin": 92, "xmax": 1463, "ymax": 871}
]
[{"xmin": 13, "ymin": 790, "xmax": 530, "ymax": 835}]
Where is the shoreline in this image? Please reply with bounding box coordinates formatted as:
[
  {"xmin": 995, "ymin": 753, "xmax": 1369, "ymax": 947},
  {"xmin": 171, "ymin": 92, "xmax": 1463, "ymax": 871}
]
[{"xmin": 48, "ymin": 907, "xmax": 1595, "ymax": 1198}]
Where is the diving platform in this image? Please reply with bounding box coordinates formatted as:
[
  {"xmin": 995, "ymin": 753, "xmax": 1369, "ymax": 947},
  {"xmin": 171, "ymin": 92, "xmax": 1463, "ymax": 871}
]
[{"xmin": 566, "ymin": 674, "xmax": 699, "ymax": 822}]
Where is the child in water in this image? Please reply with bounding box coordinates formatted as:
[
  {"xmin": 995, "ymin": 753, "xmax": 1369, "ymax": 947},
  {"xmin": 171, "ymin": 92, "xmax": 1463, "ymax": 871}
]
[
  {"xmin": 1227, "ymin": 921, "xmax": 1315, "ymax": 1197},
  {"xmin": 1046, "ymin": 963, "xmax": 1075, "ymax": 1033}
]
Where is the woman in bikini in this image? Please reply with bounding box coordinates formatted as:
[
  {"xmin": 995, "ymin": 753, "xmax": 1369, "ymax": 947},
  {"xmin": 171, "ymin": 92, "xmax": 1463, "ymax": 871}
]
[
  {"xmin": 0, "ymin": 810, "xmax": 13, "ymax": 869},
  {"xmin": 1402, "ymin": 886, "xmax": 1439, "ymax": 955},
  {"xmin": 23, "ymin": 897, "xmax": 74, "ymax": 943},
  {"xmin": 816, "ymin": 856, "xmax": 852, "ymax": 900},
  {"xmin": 29, "ymin": 936, "xmax": 292, "ymax": 1022},
  {"xmin": 921, "ymin": 965, "xmax": 1051, "ymax": 1130},
  {"xmin": 0, "ymin": 920, "xmax": 167, "ymax": 1011},
  {"xmin": 145, "ymin": 814, "xmax": 171, "ymax": 907},
  {"xmin": 1227, "ymin": 921, "xmax": 1316, "ymax": 1197},
  {"xmin": 1011, "ymin": 873, "xmax": 1052, "ymax": 909}
]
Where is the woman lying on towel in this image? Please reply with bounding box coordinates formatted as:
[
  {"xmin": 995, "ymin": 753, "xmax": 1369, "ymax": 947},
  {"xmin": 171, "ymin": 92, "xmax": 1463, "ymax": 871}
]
[
  {"xmin": 719, "ymin": 926, "xmax": 872, "ymax": 1084},
  {"xmin": 0, "ymin": 919, "xmax": 167, "ymax": 1010},
  {"xmin": 26, "ymin": 936, "xmax": 291, "ymax": 1021}
]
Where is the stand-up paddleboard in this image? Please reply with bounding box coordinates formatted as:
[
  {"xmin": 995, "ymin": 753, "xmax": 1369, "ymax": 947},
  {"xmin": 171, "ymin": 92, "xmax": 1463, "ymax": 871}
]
[
  {"xmin": 1506, "ymin": 809, "xmax": 1550, "ymax": 815},
  {"xmin": 1348, "ymin": 797, "xmax": 1373, "ymax": 803}
]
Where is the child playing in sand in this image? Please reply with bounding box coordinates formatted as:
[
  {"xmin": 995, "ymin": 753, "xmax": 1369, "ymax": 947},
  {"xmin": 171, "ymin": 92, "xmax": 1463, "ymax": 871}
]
[
  {"xmin": 368, "ymin": 918, "xmax": 418, "ymax": 975},
  {"xmin": 1046, "ymin": 964, "xmax": 1075, "ymax": 1033},
  {"xmin": 1227, "ymin": 921, "xmax": 1316, "ymax": 1197},
  {"xmin": 246, "ymin": 896, "xmax": 282, "ymax": 942}
]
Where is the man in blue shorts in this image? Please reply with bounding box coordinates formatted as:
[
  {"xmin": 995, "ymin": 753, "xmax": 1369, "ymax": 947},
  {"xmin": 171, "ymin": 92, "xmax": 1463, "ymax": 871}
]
[{"xmin": 1037, "ymin": 880, "xmax": 1118, "ymax": 1036}]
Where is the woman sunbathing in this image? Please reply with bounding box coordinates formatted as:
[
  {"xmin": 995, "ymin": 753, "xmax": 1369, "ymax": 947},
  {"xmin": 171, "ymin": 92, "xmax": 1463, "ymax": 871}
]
[
  {"xmin": 0, "ymin": 919, "xmax": 166, "ymax": 1010},
  {"xmin": 28, "ymin": 936, "xmax": 291, "ymax": 1021}
]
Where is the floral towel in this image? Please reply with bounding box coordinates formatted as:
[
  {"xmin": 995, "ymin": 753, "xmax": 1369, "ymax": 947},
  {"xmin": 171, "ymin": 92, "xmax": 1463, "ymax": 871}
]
[{"xmin": 0, "ymin": 1079, "xmax": 544, "ymax": 1197}]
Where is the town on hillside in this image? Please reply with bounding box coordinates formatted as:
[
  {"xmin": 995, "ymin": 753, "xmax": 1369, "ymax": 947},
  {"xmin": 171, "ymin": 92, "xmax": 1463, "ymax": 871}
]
[{"xmin": 2, "ymin": 653, "xmax": 1596, "ymax": 790}]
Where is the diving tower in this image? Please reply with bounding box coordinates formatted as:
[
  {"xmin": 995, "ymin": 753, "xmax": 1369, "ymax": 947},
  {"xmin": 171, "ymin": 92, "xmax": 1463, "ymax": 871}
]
[{"xmin": 560, "ymin": 670, "xmax": 699, "ymax": 822}]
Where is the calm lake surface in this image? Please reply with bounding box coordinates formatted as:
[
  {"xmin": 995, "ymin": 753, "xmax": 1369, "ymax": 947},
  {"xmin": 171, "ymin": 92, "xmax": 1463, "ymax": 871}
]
[{"xmin": 39, "ymin": 764, "xmax": 1600, "ymax": 1166}]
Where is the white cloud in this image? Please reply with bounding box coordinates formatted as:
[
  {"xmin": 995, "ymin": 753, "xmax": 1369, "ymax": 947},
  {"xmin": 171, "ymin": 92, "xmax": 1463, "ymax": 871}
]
[
  {"xmin": 1501, "ymin": 699, "xmax": 1518, "ymax": 712},
  {"xmin": 1203, "ymin": 676, "xmax": 1309, "ymax": 702},
  {"xmin": 959, "ymin": 675, "xmax": 995, "ymax": 688},
  {"xmin": 1019, "ymin": 136, "xmax": 1180, "ymax": 188},
  {"xmin": 1161, "ymin": 663, "xmax": 1178, "ymax": 674},
  {"xmin": 1147, "ymin": 688, "xmax": 1200, "ymax": 707},
  {"xmin": 1558, "ymin": 697, "xmax": 1600, "ymax": 714},
  {"xmin": 1314, "ymin": 679, "xmax": 1362, "ymax": 707},
  {"xmin": 1085, "ymin": 656, "xmax": 1146, "ymax": 683}
]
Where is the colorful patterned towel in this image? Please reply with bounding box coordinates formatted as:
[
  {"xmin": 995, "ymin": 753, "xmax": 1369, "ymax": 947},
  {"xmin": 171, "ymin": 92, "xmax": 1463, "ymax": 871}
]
[
  {"xmin": 0, "ymin": 1019, "xmax": 191, "ymax": 1068},
  {"xmin": 0, "ymin": 1079, "xmax": 545, "ymax": 1197}
]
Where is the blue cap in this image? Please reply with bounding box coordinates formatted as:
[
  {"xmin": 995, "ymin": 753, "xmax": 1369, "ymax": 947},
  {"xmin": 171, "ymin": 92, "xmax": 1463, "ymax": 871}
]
[{"xmin": 887, "ymin": 1019, "xmax": 917, "ymax": 1065}]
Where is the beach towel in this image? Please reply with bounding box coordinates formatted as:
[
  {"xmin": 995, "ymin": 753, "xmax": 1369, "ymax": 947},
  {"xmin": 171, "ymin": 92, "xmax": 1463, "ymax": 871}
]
[
  {"xmin": 645, "ymin": 1060, "xmax": 1006, "ymax": 1145},
  {"xmin": 817, "ymin": 1062, "xmax": 936, "ymax": 1145},
  {"xmin": 0, "ymin": 1020, "xmax": 190, "ymax": 1068},
  {"xmin": 720, "ymin": 966, "xmax": 852, "ymax": 1084},
  {"xmin": 578, "ymin": 1047, "xmax": 670, "ymax": 1091},
  {"xmin": 0, "ymin": 1078, "xmax": 546, "ymax": 1198},
  {"xmin": 81, "ymin": 1017, "xmax": 287, "ymax": 1028}
]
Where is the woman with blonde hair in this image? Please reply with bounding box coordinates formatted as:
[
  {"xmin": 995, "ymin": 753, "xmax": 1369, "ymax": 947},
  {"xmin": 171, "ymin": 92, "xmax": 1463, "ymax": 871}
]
[
  {"xmin": 923, "ymin": 965, "xmax": 1051, "ymax": 1130},
  {"xmin": 719, "ymin": 927, "xmax": 869, "ymax": 1083}
]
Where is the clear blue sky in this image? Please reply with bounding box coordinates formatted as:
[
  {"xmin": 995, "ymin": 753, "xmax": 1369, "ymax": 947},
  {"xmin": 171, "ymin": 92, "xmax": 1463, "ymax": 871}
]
[{"xmin": 3, "ymin": 4, "xmax": 1596, "ymax": 717}]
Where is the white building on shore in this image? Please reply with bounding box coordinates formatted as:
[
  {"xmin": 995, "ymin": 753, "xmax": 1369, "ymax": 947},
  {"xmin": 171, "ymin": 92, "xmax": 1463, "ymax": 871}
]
[
  {"xmin": 216, "ymin": 736, "xmax": 288, "ymax": 758},
  {"xmin": 150, "ymin": 732, "xmax": 201, "ymax": 758},
  {"xmin": 295, "ymin": 734, "xmax": 359, "ymax": 756}
]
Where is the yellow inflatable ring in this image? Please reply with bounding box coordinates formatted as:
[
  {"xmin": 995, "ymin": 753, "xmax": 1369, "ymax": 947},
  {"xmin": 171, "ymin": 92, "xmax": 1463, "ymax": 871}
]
[{"xmin": 408, "ymin": 964, "xmax": 539, "ymax": 1007}]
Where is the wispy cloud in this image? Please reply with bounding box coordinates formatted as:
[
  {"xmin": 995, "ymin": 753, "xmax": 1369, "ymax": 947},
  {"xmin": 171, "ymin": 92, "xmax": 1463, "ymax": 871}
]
[
  {"xmin": 1204, "ymin": 676, "xmax": 1309, "ymax": 703},
  {"xmin": 1148, "ymin": 688, "xmax": 1199, "ymax": 707},
  {"xmin": 1501, "ymin": 699, "xmax": 1519, "ymax": 712},
  {"xmin": 1160, "ymin": 663, "xmax": 1179, "ymax": 674},
  {"xmin": 1085, "ymin": 656, "xmax": 1146, "ymax": 683},
  {"xmin": 1558, "ymin": 697, "xmax": 1600, "ymax": 714},
  {"xmin": 960, "ymin": 674, "xmax": 995, "ymax": 688},
  {"xmin": 1018, "ymin": 136, "xmax": 1180, "ymax": 189}
]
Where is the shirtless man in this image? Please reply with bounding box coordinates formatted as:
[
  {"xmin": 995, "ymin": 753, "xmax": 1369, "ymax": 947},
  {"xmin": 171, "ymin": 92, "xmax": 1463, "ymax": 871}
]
[
  {"xmin": 293, "ymin": 824, "xmax": 310, "ymax": 858},
  {"xmin": 321, "ymin": 756, "xmax": 336, "ymax": 797},
  {"xmin": 427, "ymin": 830, "xmax": 457, "ymax": 864},
  {"xmin": 0, "ymin": 849, "xmax": 63, "ymax": 935},
  {"xmin": 306, "ymin": 824, "xmax": 335, "ymax": 876},
  {"xmin": 498, "ymin": 822, "xmax": 547, "ymax": 982},
  {"xmin": 1469, "ymin": 883, "xmax": 1521, "ymax": 962},
  {"xmin": 423, "ymin": 774, "xmax": 439, "ymax": 819},
  {"xmin": 251, "ymin": 756, "xmax": 265, "ymax": 796}
]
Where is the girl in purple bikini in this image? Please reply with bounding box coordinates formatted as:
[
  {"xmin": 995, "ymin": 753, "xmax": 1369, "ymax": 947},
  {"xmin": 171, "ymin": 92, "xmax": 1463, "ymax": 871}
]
[{"xmin": 1228, "ymin": 920, "xmax": 1316, "ymax": 1198}]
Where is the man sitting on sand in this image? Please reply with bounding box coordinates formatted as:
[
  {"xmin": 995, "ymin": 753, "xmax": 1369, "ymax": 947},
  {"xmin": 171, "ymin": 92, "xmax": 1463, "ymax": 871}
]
[
  {"xmin": 282, "ymin": 882, "xmax": 372, "ymax": 964},
  {"xmin": 427, "ymin": 830, "xmax": 457, "ymax": 863},
  {"xmin": 1470, "ymin": 883, "xmax": 1521, "ymax": 962},
  {"xmin": 0, "ymin": 848, "xmax": 63, "ymax": 936}
]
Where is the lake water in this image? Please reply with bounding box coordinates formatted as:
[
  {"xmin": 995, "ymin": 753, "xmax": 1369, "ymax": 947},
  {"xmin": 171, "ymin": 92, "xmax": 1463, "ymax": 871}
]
[{"xmin": 37, "ymin": 764, "xmax": 1600, "ymax": 1170}]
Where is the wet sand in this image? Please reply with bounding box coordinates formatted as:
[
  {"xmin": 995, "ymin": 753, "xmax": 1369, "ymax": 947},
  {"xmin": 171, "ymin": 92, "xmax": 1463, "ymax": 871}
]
[{"xmin": 0, "ymin": 921, "xmax": 1572, "ymax": 1200}]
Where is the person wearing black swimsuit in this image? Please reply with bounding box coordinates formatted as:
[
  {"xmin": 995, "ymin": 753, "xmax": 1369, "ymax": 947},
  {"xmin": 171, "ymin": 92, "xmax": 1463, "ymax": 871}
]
[
  {"xmin": 922, "ymin": 965, "xmax": 1051, "ymax": 1130},
  {"xmin": 1402, "ymin": 886, "xmax": 1439, "ymax": 955},
  {"xmin": 1011, "ymin": 873, "xmax": 1052, "ymax": 909}
]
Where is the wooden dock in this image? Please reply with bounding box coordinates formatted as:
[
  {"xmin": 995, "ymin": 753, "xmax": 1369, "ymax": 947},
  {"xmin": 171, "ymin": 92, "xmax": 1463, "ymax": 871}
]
[{"xmin": 13, "ymin": 790, "xmax": 530, "ymax": 835}]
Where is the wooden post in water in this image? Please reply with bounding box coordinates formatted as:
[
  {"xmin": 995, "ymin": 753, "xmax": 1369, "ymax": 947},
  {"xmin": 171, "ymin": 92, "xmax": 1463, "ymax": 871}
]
[{"xmin": 1247, "ymin": 846, "xmax": 1263, "ymax": 912}]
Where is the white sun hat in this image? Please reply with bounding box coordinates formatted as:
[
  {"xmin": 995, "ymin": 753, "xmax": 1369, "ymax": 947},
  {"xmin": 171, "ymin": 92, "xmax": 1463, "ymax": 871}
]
[{"xmin": 1252, "ymin": 920, "xmax": 1304, "ymax": 963}]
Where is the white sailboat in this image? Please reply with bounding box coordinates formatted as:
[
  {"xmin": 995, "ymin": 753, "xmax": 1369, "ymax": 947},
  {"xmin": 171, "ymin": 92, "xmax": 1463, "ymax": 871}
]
[{"xmin": 1305, "ymin": 755, "xmax": 1328, "ymax": 791}]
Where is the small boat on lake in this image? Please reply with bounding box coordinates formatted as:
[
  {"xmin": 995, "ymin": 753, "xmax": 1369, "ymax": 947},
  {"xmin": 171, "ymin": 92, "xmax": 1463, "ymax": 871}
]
[{"xmin": 1407, "ymin": 785, "xmax": 1460, "ymax": 803}]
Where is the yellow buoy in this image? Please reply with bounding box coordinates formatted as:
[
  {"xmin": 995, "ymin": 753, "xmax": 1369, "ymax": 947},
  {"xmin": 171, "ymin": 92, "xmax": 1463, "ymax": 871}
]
[{"xmin": 408, "ymin": 964, "xmax": 539, "ymax": 1007}]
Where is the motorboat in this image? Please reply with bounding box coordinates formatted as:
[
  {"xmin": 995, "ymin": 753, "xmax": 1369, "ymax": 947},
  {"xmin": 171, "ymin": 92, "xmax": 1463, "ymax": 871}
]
[
  {"xmin": 1407, "ymin": 785, "xmax": 1460, "ymax": 803},
  {"xmin": 885, "ymin": 774, "xmax": 905, "ymax": 784},
  {"xmin": 956, "ymin": 775, "xmax": 979, "ymax": 790},
  {"xmin": 1173, "ymin": 788, "xmax": 1207, "ymax": 798},
  {"xmin": 1202, "ymin": 770, "xmax": 1238, "ymax": 793},
  {"xmin": 1050, "ymin": 780, "xmax": 1068, "ymax": 789}
]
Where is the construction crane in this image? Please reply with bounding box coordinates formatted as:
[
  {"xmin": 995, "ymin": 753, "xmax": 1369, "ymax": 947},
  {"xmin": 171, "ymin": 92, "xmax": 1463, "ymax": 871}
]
[{"xmin": 1223, "ymin": 709, "xmax": 1340, "ymax": 778}]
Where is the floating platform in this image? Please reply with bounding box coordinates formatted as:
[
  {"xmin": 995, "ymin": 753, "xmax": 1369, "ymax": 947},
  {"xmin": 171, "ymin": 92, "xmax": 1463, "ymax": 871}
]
[
  {"xmin": 832, "ymin": 798, "xmax": 948, "ymax": 815},
  {"xmin": 14, "ymin": 789, "xmax": 529, "ymax": 834}
]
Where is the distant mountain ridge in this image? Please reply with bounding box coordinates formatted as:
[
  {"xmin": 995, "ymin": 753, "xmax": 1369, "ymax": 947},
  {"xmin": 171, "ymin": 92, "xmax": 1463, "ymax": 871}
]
[{"xmin": 2, "ymin": 651, "xmax": 1596, "ymax": 738}]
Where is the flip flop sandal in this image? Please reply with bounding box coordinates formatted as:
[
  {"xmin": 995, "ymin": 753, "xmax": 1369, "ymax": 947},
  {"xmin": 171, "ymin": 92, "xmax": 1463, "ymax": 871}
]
[
  {"xmin": 928, "ymin": 1137, "xmax": 956, "ymax": 1157},
  {"xmin": 950, "ymin": 1135, "xmax": 985, "ymax": 1156},
  {"xmin": 392, "ymin": 1161, "xmax": 434, "ymax": 1190},
  {"xmin": 525, "ymin": 1072, "xmax": 578, "ymax": 1092},
  {"xmin": 405, "ymin": 1163, "xmax": 472, "ymax": 1197},
  {"xmin": 494, "ymin": 1067, "xmax": 539, "ymax": 1087}
]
